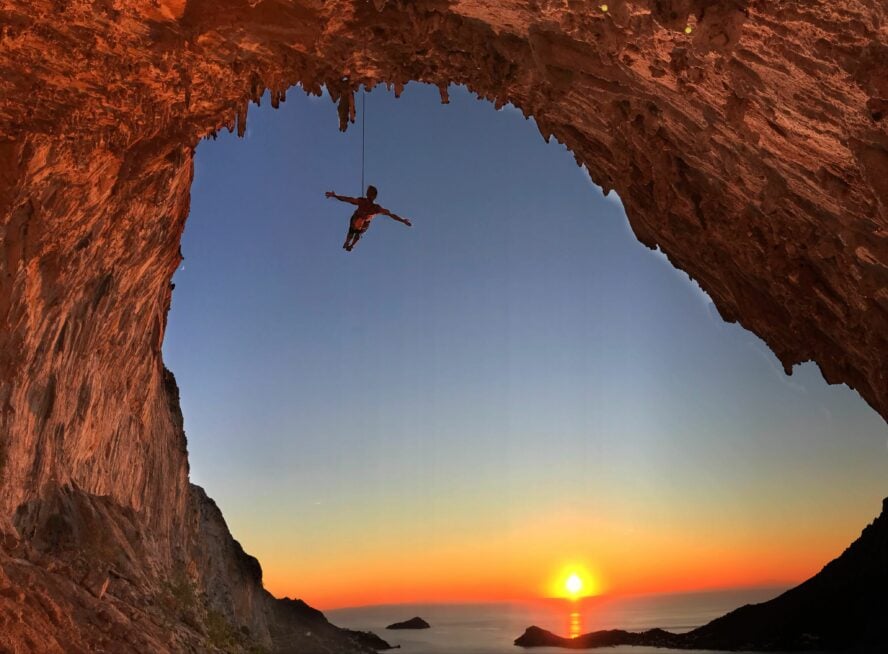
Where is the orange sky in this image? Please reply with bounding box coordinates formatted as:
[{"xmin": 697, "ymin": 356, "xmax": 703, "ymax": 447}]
[{"xmin": 254, "ymin": 494, "xmax": 873, "ymax": 609}]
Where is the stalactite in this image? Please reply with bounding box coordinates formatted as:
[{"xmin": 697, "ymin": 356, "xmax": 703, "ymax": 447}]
[{"xmin": 236, "ymin": 101, "xmax": 248, "ymax": 137}]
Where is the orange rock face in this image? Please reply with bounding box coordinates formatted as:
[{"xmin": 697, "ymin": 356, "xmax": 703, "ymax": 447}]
[{"xmin": 0, "ymin": 0, "xmax": 886, "ymax": 650}]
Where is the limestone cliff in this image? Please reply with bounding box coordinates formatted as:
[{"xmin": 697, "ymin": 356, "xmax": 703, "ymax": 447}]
[{"xmin": 0, "ymin": 0, "xmax": 886, "ymax": 651}]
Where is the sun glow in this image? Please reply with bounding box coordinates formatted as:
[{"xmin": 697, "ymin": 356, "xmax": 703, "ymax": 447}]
[{"xmin": 549, "ymin": 564, "xmax": 602, "ymax": 600}]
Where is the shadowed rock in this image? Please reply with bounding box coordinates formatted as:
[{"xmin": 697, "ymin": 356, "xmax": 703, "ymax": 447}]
[
  {"xmin": 343, "ymin": 629, "xmax": 399, "ymax": 650},
  {"xmin": 516, "ymin": 626, "xmax": 681, "ymax": 648}
]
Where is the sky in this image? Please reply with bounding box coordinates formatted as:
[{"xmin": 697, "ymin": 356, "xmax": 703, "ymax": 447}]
[{"xmin": 163, "ymin": 84, "xmax": 887, "ymax": 610}]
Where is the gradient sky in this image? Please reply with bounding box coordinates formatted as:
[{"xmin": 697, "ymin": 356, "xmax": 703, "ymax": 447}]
[{"xmin": 163, "ymin": 84, "xmax": 887, "ymax": 610}]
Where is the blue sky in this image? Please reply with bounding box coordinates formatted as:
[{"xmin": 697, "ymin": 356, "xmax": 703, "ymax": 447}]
[{"xmin": 163, "ymin": 83, "xmax": 886, "ymax": 607}]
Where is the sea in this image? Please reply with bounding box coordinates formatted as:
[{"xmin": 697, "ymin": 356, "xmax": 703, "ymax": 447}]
[{"xmin": 327, "ymin": 587, "xmax": 788, "ymax": 654}]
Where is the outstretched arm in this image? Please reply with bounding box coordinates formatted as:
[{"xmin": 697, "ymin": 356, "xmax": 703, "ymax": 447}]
[
  {"xmin": 325, "ymin": 191, "xmax": 361, "ymax": 205},
  {"xmin": 380, "ymin": 207, "xmax": 412, "ymax": 227}
]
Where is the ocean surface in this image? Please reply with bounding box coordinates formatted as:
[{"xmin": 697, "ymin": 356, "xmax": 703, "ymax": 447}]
[{"xmin": 327, "ymin": 587, "xmax": 787, "ymax": 654}]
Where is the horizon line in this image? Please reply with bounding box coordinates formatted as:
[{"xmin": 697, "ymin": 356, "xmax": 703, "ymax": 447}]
[{"xmin": 314, "ymin": 582, "xmax": 795, "ymax": 612}]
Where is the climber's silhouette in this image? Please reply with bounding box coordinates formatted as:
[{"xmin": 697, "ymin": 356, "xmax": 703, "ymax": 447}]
[{"xmin": 325, "ymin": 185, "xmax": 412, "ymax": 251}]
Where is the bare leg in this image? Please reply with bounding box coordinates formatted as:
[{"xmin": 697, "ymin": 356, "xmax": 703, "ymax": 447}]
[
  {"xmin": 344, "ymin": 228, "xmax": 358, "ymax": 250},
  {"xmin": 348, "ymin": 231, "xmax": 363, "ymax": 251}
]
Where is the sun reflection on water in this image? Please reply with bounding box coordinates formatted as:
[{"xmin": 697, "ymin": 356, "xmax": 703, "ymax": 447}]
[{"xmin": 569, "ymin": 610, "xmax": 582, "ymax": 639}]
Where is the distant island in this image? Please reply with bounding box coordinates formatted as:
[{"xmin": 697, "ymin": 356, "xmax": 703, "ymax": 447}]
[
  {"xmin": 516, "ymin": 626, "xmax": 682, "ymax": 649},
  {"xmin": 386, "ymin": 617, "xmax": 431, "ymax": 630},
  {"xmin": 516, "ymin": 497, "xmax": 888, "ymax": 651}
]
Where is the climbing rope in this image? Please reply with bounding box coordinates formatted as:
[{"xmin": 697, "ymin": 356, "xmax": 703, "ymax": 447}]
[{"xmin": 360, "ymin": 87, "xmax": 367, "ymax": 194}]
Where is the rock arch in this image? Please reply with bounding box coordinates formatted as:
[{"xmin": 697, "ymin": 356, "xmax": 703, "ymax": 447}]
[{"xmin": 0, "ymin": 0, "xmax": 885, "ymax": 650}]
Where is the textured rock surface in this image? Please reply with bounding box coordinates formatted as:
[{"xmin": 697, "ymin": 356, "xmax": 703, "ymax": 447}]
[
  {"xmin": 0, "ymin": 0, "xmax": 886, "ymax": 650},
  {"xmin": 0, "ymin": 479, "xmax": 385, "ymax": 652}
]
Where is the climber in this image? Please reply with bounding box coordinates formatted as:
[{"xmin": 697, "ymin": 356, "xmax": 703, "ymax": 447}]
[{"xmin": 325, "ymin": 185, "xmax": 412, "ymax": 251}]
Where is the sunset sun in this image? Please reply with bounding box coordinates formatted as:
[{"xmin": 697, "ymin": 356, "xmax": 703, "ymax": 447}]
[
  {"xmin": 565, "ymin": 574, "xmax": 583, "ymax": 597},
  {"xmin": 549, "ymin": 565, "xmax": 601, "ymax": 600}
]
